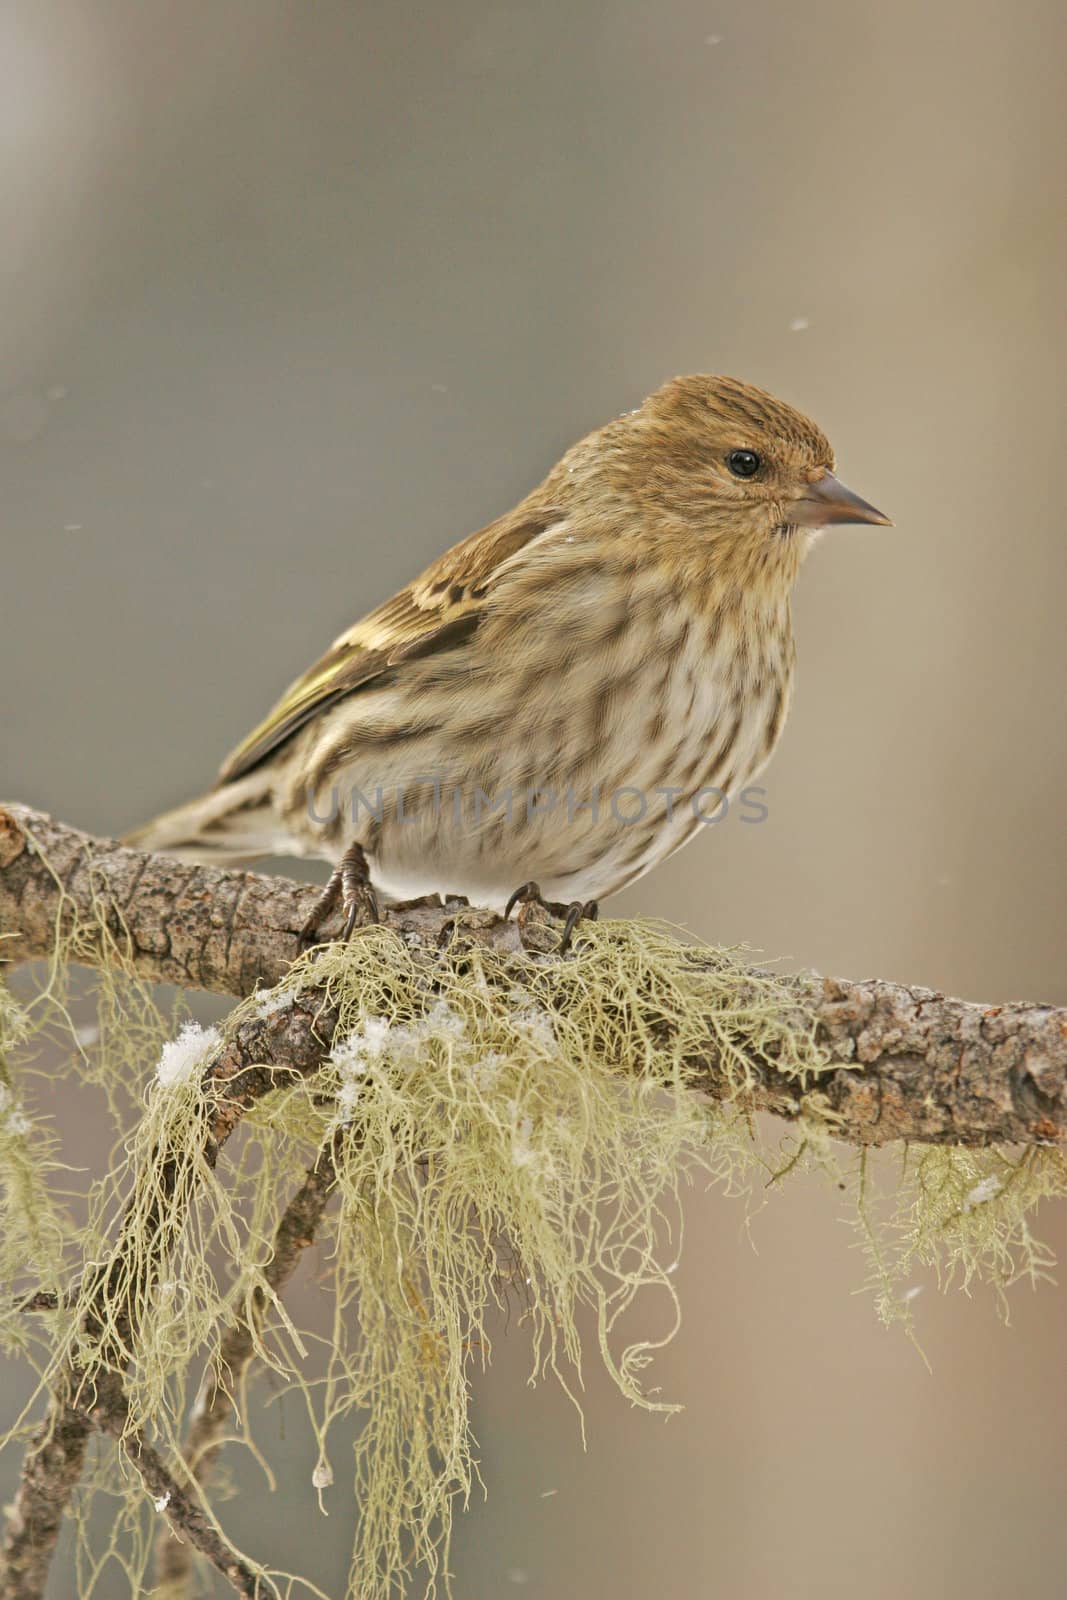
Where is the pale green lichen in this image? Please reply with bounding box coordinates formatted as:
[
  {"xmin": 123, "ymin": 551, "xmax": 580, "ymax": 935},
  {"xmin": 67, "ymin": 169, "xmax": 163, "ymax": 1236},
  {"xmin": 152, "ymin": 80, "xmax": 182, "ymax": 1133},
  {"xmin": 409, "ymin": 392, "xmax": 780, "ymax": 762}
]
[
  {"xmin": 2, "ymin": 888, "xmax": 1066, "ymax": 1599},
  {"xmin": 852, "ymin": 1141, "xmax": 1066, "ymax": 1344}
]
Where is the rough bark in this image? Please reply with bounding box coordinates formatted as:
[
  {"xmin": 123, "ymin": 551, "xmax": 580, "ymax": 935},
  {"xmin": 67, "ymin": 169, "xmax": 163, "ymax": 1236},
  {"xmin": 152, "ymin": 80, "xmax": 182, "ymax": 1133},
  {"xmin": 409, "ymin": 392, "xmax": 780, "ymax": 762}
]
[
  {"xmin": 0, "ymin": 1396, "xmax": 90, "ymax": 1600},
  {"xmin": 1, "ymin": 802, "xmax": 1066, "ymax": 1148}
]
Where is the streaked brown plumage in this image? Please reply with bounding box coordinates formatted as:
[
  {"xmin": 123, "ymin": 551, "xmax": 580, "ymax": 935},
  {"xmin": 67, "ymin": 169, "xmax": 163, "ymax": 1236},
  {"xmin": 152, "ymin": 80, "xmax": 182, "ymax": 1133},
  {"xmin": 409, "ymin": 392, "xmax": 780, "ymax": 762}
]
[{"xmin": 127, "ymin": 375, "xmax": 889, "ymax": 917}]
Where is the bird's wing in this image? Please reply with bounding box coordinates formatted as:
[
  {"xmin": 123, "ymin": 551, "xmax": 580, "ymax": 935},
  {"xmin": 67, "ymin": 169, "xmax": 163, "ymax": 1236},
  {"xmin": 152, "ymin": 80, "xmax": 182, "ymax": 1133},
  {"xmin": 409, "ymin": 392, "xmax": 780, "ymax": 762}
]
[{"xmin": 216, "ymin": 503, "xmax": 565, "ymax": 784}]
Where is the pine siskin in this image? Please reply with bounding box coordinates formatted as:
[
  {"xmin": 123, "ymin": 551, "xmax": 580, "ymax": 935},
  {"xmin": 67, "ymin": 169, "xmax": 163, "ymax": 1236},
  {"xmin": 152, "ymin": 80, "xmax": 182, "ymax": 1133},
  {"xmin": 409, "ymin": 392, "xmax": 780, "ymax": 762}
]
[{"xmin": 127, "ymin": 375, "xmax": 889, "ymax": 940}]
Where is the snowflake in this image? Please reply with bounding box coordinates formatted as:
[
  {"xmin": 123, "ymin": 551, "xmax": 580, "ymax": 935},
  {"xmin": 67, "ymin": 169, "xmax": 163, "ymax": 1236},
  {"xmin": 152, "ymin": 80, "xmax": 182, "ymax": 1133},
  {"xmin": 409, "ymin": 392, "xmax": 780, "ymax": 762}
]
[
  {"xmin": 963, "ymin": 1175, "xmax": 1002, "ymax": 1212},
  {"xmin": 156, "ymin": 1022, "xmax": 220, "ymax": 1087}
]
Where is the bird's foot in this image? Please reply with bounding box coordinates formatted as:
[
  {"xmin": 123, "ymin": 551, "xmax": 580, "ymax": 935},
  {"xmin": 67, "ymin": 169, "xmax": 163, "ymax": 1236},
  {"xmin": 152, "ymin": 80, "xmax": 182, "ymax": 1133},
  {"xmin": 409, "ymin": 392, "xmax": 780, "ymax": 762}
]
[
  {"xmin": 503, "ymin": 881, "xmax": 599, "ymax": 954},
  {"xmin": 298, "ymin": 843, "xmax": 380, "ymax": 949},
  {"xmin": 558, "ymin": 897, "xmax": 599, "ymax": 953}
]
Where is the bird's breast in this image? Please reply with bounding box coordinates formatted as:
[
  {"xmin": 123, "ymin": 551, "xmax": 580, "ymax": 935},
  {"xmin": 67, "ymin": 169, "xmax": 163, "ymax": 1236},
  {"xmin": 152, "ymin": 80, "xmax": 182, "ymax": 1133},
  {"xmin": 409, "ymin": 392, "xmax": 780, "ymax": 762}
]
[{"xmin": 285, "ymin": 563, "xmax": 797, "ymax": 905}]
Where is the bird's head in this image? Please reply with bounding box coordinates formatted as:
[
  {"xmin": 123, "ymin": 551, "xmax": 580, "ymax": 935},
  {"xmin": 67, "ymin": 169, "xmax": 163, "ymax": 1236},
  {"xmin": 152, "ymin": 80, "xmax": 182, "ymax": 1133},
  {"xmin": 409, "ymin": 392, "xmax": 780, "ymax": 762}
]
[{"xmin": 563, "ymin": 374, "xmax": 891, "ymax": 565}]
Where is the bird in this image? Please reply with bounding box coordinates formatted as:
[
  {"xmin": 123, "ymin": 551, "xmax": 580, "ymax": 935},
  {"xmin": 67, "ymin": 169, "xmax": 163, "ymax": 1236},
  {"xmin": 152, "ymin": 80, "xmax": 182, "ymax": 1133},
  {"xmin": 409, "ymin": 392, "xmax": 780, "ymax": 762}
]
[{"xmin": 126, "ymin": 374, "xmax": 890, "ymax": 946}]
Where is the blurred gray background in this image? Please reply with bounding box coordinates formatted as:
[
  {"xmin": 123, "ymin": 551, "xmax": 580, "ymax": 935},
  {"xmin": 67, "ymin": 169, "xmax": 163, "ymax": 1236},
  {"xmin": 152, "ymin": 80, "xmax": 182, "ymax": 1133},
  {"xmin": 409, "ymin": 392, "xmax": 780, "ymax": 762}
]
[{"xmin": 2, "ymin": 1, "xmax": 1066, "ymax": 1596}]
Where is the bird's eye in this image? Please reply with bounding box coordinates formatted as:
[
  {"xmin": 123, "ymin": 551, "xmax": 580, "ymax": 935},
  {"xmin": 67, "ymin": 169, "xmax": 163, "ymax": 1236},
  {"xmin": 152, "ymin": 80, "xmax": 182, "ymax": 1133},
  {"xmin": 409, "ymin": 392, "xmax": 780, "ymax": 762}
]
[{"xmin": 727, "ymin": 449, "xmax": 761, "ymax": 479}]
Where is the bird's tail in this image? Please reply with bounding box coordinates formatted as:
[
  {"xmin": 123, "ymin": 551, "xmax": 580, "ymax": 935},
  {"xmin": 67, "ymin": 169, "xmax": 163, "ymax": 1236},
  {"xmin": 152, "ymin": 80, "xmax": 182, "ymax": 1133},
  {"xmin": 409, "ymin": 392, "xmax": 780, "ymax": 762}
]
[{"xmin": 123, "ymin": 772, "xmax": 294, "ymax": 866}]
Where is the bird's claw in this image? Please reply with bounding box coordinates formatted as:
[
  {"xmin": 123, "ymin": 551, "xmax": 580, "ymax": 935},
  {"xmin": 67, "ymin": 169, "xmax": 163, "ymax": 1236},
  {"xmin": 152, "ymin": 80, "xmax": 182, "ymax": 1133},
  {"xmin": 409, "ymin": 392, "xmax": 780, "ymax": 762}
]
[
  {"xmin": 298, "ymin": 843, "xmax": 379, "ymax": 950},
  {"xmin": 504, "ymin": 880, "xmax": 544, "ymax": 922},
  {"xmin": 503, "ymin": 881, "xmax": 598, "ymax": 953},
  {"xmin": 558, "ymin": 898, "xmax": 598, "ymax": 953}
]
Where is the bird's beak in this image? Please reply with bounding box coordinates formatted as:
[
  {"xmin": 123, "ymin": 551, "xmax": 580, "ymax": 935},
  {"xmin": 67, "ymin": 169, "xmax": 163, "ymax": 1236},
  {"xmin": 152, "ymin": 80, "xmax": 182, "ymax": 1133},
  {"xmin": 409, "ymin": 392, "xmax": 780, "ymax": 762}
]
[{"xmin": 790, "ymin": 470, "xmax": 893, "ymax": 528}]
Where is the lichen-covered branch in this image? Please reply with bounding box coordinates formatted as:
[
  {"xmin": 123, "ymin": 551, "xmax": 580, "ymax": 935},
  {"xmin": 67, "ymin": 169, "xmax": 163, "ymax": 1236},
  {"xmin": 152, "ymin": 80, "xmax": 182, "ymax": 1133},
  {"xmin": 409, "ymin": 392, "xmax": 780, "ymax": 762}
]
[
  {"xmin": 81, "ymin": 1374, "xmax": 278, "ymax": 1600},
  {"xmin": 1, "ymin": 934, "xmax": 343, "ymax": 1599},
  {"xmin": 0, "ymin": 1394, "xmax": 90, "ymax": 1600},
  {"xmin": 155, "ymin": 1132, "xmax": 343, "ymax": 1595},
  {"xmin": 3, "ymin": 802, "xmax": 1065, "ymax": 1600},
  {"xmin": 2, "ymin": 802, "xmax": 1065, "ymax": 1147}
]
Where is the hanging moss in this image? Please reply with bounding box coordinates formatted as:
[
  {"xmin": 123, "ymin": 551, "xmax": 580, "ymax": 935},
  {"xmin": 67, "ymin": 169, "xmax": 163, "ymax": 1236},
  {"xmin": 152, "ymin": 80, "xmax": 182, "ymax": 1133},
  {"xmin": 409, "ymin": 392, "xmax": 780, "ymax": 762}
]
[{"xmin": 2, "ymin": 900, "xmax": 1065, "ymax": 1599}]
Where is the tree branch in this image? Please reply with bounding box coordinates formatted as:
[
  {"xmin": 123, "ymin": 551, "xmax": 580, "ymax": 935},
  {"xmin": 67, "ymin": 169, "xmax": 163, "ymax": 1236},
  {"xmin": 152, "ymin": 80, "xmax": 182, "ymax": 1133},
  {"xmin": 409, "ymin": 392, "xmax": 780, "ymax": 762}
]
[
  {"xmin": 1, "ymin": 884, "xmax": 345, "ymax": 1599},
  {"xmin": 1, "ymin": 802, "xmax": 1065, "ymax": 1147},
  {"xmin": 154, "ymin": 1131, "xmax": 343, "ymax": 1595},
  {"xmin": 0, "ymin": 1394, "xmax": 91, "ymax": 1600},
  {"xmin": 81, "ymin": 1374, "xmax": 278, "ymax": 1600}
]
